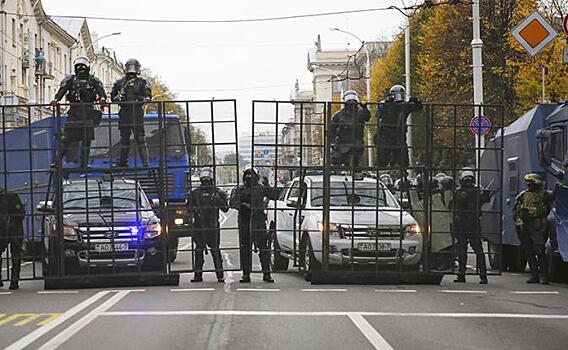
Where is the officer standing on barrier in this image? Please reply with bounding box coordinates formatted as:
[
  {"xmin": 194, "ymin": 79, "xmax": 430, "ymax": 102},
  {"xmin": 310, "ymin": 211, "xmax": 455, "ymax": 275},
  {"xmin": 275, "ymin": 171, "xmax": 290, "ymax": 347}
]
[
  {"xmin": 51, "ymin": 56, "xmax": 107, "ymax": 168},
  {"xmin": 0, "ymin": 189, "xmax": 25, "ymax": 290},
  {"xmin": 514, "ymin": 173, "xmax": 554, "ymax": 284},
  {"xmin": 451, "ymin": 168, "xmax": 489, "ymax": 284},
  {"xmin": 330, "ymin": 90, "xmax": 371, "ymax": 169},
  {"xmin": 375, "ymin": 85, "xmax": 422, "ymax": 169},
  {"xmin": 111, "ymin": 58, "xmax": 152, "ymax": 168},
  {"xmin": 189, "ymin": 168, "xmax": 229, "ymax": 283},
  {"xmin": 230, "ymin": 166, "xmax": 278, "ymax": 283}
]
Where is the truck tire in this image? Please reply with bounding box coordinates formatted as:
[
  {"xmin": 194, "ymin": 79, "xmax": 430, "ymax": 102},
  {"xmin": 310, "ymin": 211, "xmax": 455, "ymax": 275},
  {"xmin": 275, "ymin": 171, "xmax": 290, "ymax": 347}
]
[
  {"xmin": 300, "ymin": 235, "xmax": 320, "ymax": 282},
  {"xmin": 548, "ymin": 248, "xmax": 568, "ymax": 283},
  {"xmin": 270, "ymin": 223, "xmax": 289, "ymax": 271}
]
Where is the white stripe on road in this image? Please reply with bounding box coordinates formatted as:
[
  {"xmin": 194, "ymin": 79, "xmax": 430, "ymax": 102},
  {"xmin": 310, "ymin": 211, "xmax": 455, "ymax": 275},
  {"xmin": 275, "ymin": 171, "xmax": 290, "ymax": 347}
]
[
  {"xmin": 179, "ymin": 237, "xmax": 193, "ymax": 251},
  {"xmin": 0, "ymin": 292, "xmax": 12, "ymax": 295},
  {"xmin": 236, "ymin": 288, "xmax": 280, "ymax": 292},
  {"xmin": 438, "ymin": 290, "xmax": 488, "ymax": 294},
  {"xmin": 375, "ymin": 289, "xmax": 417, "ymax": 293},
  {"xmin": 510, "ymin": 291, "xmax": 560, "ymax": 295},
  {"xmin": 100, "ymin": 310, "xmax": 568, "ymax": 320},
  {"xmin": 348, "ymin": 313, "xmax": 394, "ymax": 350},
  {"xmin": 171, "ymin": 288, "xmax": 215, "ymax": 292},
  {"xmin": 38, "ymin": 290, "xmax": 132, "ymax": 350},
  {"xmin": 302, "ymin": 288, "xmax": 347, "ymax": 292},
  {"xmin": 37, "ymin": 290, "xmax": 79, "ymax": 294},
  {"xmin": 4, "ymin": 291, "xmax": 111, "ymax": 350}
]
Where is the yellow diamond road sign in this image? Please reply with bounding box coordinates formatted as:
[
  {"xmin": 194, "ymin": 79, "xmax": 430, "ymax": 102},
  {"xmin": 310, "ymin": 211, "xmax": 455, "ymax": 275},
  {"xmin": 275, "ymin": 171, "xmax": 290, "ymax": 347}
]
[{"xmin": 512, "ymin": 11, "xmax": 557, "ymax": 56}]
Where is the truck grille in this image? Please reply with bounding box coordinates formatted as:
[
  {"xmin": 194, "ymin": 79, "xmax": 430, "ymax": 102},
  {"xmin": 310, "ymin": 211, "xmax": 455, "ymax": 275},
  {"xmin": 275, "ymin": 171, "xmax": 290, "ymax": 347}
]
[
  {"xmin": 344, "ymin": 227, "xmax": 403, "ymax": 238},
  {"xmin": 124, "ymin": 172, "xmax": 176, "ymax": 197}
]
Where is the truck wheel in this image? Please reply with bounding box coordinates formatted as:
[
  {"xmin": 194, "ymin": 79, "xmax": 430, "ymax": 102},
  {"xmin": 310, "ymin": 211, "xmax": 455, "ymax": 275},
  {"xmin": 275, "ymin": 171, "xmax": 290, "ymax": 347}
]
[
  {"xmin": 168, "ymin": 237, "xmax": 179, "ymax": 263},
  {"xmin": 300, "ymin": 235, "xmax": 320, "ymax": 282},
  {"xmin": 548, "ymin": 248, "xmax": 568, "ymax": 283},
  {"xmin": 270, "ymin": 224, "xmax": 289, "ymax": 271}
]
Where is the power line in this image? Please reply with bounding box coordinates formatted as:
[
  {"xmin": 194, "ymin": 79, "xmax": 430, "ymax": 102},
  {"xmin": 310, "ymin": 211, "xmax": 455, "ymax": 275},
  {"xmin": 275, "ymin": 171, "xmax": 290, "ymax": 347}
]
[{"xmin": 173, "ymin": 83, "xmax": 312, "ymax": 93}]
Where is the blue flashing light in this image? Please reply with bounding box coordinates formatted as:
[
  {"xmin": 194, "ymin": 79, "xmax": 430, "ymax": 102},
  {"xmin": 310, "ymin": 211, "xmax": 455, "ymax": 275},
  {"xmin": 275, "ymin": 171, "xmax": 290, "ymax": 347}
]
[{"xmin": 130, "ymin": 226, "xmax": 139, "ymax": 235}]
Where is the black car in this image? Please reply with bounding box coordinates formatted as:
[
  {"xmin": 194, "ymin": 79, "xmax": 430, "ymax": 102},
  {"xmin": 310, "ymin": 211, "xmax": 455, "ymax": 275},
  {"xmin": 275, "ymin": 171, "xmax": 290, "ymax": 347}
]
[{"xmin": 39, "ymin": 178, "xmax": 165, "ymax": 275}]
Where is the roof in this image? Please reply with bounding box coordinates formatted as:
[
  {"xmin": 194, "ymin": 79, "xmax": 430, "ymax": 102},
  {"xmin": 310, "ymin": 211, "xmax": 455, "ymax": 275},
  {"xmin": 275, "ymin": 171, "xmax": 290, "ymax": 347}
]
[{"xmin": 51, "ymin": 17, "xmax": 85, "ymax": 39}]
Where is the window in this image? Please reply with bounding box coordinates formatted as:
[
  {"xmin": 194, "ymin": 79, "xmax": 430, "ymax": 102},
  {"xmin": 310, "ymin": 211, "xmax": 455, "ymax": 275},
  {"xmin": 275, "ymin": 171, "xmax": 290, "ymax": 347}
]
[
  {"xmin": 11, "ymin": 19, "xmax": 16, "ymax": 47},
  {"xmin": 311, "ymin": 181, "xmax": 398, "ymax": 208},
  {"xmin": 551, "ymin": 128, "xmax": 565, "ymax": 162},
  {"xmin": 287, "ymin": 182, "xmax": 301, "ymax": 203},
  {"xmin": 278, "ymin": 183, "xmax": 290, "ymax": 201}
]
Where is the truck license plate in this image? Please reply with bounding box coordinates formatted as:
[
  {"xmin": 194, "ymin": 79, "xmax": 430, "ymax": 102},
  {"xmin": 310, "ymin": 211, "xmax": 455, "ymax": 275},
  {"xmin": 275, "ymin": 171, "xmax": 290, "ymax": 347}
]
[
  {"xmin": 94, "ymin": 243, "xmax": 129, "ymax": 253},
  {"xmin": 357, "ymin": 242, "xmax": 391, "ymax": 252}
]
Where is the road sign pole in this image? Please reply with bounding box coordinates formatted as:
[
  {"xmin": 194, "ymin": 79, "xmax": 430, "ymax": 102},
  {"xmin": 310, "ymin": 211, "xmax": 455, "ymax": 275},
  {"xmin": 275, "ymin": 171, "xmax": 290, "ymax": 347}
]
[{"xmin": 472, "ymin": 0, "xmax": 485, "ymax": 174}]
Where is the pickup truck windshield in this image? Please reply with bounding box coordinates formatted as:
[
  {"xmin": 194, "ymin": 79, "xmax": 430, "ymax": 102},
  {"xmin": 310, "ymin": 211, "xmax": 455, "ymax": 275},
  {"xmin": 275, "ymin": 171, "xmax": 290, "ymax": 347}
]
[
  {"xmin": 62, "ymin": 182, "xmax": 151, "ymax": 210},
  {"xmin": 90, "ymin": 119, "xmax": 186, "ymax": 160},
  {"xmin": 310, "ymin": 181, "xmax": 398, "ymax": 208}
]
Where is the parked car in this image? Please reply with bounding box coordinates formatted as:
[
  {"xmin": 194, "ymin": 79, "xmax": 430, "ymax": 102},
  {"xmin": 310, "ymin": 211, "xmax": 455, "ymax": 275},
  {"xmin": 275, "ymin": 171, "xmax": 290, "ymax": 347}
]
[
  {"xmin": 39, "ymin": 177, "xmax": 165, "ymax": 275},
  {"xmin": 266, "ymin": 175, "xmax": 422, "ymax": 278}
]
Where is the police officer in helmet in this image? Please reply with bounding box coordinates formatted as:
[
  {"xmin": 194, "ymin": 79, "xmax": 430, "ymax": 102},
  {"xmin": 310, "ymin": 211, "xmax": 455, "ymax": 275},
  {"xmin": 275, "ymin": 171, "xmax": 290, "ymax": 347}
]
[
  {"xmin": 230, "ymin": 166, "xmax": 279, "ymax": 283},
  {"xmin": 450, "ymin": 168, "xmax": 489, "ymax": 284},
  {"xmin": 111, "ymin": 58, "xmax": 152, "ymax": 167},
  {"xmin": 189, "ymin": 168, "xmax": 229, "ymax": 283},
  {"xmin": 0, "ymin": 188, "xmax": 25, "ymax": 290},
  {"xmin": 330, "ymin": 90, "xmax": 371, "ymax": 170},
  {"xmin": 514, "ymin": 173, "xmax": 553, "ymax": 284},
  {"xmin": 52, "ymin": 56, "xmax": 107, "ymax": 167}
]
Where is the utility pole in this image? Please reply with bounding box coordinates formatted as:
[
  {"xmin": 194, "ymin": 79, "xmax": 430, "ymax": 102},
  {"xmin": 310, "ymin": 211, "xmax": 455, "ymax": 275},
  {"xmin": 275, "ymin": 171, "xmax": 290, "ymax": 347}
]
[
  {"xmin": 404, "ymin": 16, "xmax": 413, "ymax": 172},
  {"xmin": 471, "ymin": 0, "xmax": 484, "ymax": 171}
]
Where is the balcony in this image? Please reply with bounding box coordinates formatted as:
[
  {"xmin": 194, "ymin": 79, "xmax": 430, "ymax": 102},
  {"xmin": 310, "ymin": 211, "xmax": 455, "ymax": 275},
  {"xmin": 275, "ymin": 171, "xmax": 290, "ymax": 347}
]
[{"xmin": 35, "ymin": 61, "xmax": 54, "ymax": 80}]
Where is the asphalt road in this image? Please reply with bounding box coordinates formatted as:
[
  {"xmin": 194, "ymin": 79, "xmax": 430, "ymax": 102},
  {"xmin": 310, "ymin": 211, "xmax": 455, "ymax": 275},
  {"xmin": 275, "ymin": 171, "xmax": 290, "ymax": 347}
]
[{"xmin": 1, "ymin": 210, "xmax": 568, "ymax": 350}]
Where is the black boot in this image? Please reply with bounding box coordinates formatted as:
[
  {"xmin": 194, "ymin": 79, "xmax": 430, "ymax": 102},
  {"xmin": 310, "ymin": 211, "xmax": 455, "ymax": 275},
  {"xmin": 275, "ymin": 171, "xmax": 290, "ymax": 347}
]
[
  {"xmin": 454, "ymin": 275, "xmax": 466, "ymax": 283},
  {"xmin": 526, "ymin": 276, "xmax": 540, "ymax": 284},
  {"xmin": 191, "ymin": 273, "xmax": 203, "ymax": 283},
  {"xmin": 137, "ymin": 144, "xmax": 149, "ymax": 168},
  {"xmin": 240, "ymin": 273, "xmax": 251, "ymax": 283},
  {"xmin": 263, "ymin": 273, "xmax": 274, "ymax": 283},
  {"xmin": 115, "ymin": 147, "xmax": 130, "ymax": 167},
  {"xmin": 479, "ymin": 276, "xmax": 488, "ymax": 285},
  {"xmin": 540, "ymin": 276, "xmax": 550, "ymax": 285},
  {"xmin": 9, "ymin": 281, "xmax": 19, "ymax": 290},
  {"xmin": 80, "ymin": 141, "xmax": 91, "ymax": 168},
  {"xmin": 216, "ymin": 272, "xmax": 225, "ymax": 283}
]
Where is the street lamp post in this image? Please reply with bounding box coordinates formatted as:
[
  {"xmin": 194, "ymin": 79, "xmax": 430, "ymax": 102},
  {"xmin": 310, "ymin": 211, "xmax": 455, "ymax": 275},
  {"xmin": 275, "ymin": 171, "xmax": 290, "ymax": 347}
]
[
  {"xmin": 471, "ymin": 0, "xmax": 484, "ymax": 175},
  {"xmin": 84, "ymin": 32, "xmax": 122, "ymax": 55},
  {"xmin": 330, "ymin": 28, "xmax": 373, "ymax": 167}
]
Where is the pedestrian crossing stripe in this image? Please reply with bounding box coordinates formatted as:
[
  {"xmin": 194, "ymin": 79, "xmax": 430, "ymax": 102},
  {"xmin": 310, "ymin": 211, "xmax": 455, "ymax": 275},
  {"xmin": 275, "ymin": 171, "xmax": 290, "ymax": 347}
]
[{"xmin": 0, "ymin": 313, "xmax": 62, "ymax": 327}]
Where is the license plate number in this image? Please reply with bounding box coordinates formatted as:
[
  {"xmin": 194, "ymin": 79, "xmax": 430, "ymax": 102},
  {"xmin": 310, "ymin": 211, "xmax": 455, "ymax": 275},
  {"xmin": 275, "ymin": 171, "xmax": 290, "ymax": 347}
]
[
  {"xmin": 94, "ymin": 243, "xmax": 129, "ymax": 253},
  {"xmin": 357, "ymin": 242, "xmax": 391, "ymax": 252}
]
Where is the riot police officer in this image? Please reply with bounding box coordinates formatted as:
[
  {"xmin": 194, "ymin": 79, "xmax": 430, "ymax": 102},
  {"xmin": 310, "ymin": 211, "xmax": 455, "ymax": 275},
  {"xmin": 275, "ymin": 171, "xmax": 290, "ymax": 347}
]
[
  {"xmin": 330, "ymin": 90, "xmax": 371, "ymax": 169},
  {"xmin": 230, "ymin": 166, "xmax": 278, "ymax": 283},
  {"xmin": 514, "ymin": 173, "xmax": 554, "ymax": 284},
  {"xmin": 0, "ymin": 189, "xmax": 25, "ymax": 290},
  {"xmin": 52, "ymin": 57, "xmax": 107, "ymax": 167},
  {"xmin": 189, "ymin": 168, "xmax": 229, "ymax": 283},
  {"xmin": 450, "ymin": 168, "xmax": 489, "ymax": 284},
  {"xmin": 111, "ymin": 58, "xmax": 152, "ymax": 167},
  {"xmin": 375, "ymin": 85, "xmax": 422, "ymax": 168}
]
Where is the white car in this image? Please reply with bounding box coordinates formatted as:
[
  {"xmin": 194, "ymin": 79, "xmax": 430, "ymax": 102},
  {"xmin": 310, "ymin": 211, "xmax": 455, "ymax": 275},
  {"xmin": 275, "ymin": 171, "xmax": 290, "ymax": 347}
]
[{"xmin": 266, "ymin": 175, "xmax": 422, "ymax": 276}]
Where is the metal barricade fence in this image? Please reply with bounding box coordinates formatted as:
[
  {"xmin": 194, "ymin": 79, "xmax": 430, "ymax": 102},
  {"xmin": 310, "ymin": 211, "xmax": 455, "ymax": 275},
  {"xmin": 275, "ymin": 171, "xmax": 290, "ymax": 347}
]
[{"xmin": 252, "ymin": 100, "xmax": 504, "ymax": 281}]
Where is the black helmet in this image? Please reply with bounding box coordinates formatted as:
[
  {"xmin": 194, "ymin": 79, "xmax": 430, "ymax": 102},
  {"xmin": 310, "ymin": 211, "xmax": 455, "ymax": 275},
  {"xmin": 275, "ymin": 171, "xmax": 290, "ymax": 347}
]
[
  {"xmin": 125, "ymin": 58, "xmax": 141, "ymax": 75},
  {"xmin": 388, "ymin": 85, "xmax": 406, "ymax": 102}
]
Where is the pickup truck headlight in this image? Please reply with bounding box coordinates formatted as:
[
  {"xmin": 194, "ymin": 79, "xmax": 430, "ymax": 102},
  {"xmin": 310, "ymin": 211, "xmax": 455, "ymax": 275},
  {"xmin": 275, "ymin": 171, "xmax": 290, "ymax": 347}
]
[
  {"xmin": 143, "ymin": 222, "xmax": 162, "ymax": 239},
  {"xmin": 405, "ymin": 224, "xmax": 421, "ymax": 239},
  {"xmin": 318, "ymin": 221, "xmax": 343, "ymax": 239},
  {"xmin": 63, "ymin": 225, "xmax": 78, "ymax": 241}
]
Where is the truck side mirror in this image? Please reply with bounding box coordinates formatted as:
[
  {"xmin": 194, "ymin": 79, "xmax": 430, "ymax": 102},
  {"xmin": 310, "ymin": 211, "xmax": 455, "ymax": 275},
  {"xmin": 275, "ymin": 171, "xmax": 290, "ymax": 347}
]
[{"xmin": 536, "ymin": 129, "xmax": 552, "ymax": 167}]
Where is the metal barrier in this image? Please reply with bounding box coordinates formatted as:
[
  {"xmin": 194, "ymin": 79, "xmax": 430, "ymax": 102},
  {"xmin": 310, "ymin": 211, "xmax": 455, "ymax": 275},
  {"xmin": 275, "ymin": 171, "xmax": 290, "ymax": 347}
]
[{"xmin": 252, "ymin": 100, "xmax": 504, "ymax": 283}]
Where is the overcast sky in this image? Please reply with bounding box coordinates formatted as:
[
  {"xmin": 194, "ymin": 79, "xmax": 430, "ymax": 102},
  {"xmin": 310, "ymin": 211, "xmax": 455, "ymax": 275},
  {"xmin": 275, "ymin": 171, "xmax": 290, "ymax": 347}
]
[{"xmin": 42, "ymin": 0, "xmax": 408, "ymax": 138}]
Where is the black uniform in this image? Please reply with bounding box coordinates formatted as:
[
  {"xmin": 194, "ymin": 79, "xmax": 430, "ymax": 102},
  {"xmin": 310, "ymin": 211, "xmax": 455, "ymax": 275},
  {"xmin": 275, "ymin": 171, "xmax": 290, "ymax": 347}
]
[
  {"xmin": 450, "ymin": 183, "xmax": 489, "ymax": 281},
  {"xmin": 230, "ymin": 181, "xmax": 278, "ymax": 276},
  {"xmin": 110, "ymin": 75, "xmax": 152, "ymax": 166},
  {"xmin": 375, "ymin": 99, "xmax": 422, "ymax": 168},
  {"xmin": 329, "ymin": 103, "xmax": 371, "ymax": 168},
  {"xmin": 53, "ymin": 74, "xmax": 106, "ymax": 166},
  {"xmin": 0, "ymin": 191, "xmax": 25, "ymax": 289},
  {"xmin": 514, "ymin": 189, "xmax": 554, "ymax": 282},
  {"xmin": 190, "ymin": 185, "xmax": 229, "ymax": 279}
]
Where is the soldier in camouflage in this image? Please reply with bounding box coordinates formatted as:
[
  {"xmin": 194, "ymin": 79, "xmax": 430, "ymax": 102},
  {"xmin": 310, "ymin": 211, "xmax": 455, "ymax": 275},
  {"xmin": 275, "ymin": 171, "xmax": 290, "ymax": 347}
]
[{"xmin": 514, "ymin": 173, "xmax": 554, "ymax": 285}]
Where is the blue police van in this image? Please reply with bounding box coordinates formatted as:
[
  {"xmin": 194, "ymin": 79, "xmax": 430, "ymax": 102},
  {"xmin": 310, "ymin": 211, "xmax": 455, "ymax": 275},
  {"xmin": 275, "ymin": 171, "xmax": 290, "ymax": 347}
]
[
  {"xmin": 0, "ymin": 113, "xmax": 190, "ymax": 263},
  {"xmin": 481, "ymin": 102, "xmax": 568, "ymax": 281}
]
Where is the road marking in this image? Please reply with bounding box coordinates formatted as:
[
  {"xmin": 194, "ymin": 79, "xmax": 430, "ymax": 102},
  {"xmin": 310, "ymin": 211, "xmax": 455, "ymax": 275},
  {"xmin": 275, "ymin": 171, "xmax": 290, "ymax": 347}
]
[
  {"xmin": 348, "ymin": 313, "xmax": 394, "ymax": 350},
  {"xmin": 101, "ymin": 310, "xmax": 568, "ymax": 320},
  {"xmin": 236, "ymin": 288, "xmax": 280, "ymax": 292},
  {"xmin": 37, "ymin": 290, "xmax": 132, "ymax": 350},
  {"xmin": 37, "ymin": 290, "xmax": 79, "ymax": 295},
  {"xmin": 510, "ymin": 291, "xmax": 560, "ymax": 295},
  {"xmin": 302, "ymin": 288, "xmax": 347, "ymax": 292},
  {"xmin": 438, "ymin": 290, "xmax": 488, "ymax": 294},
  {"xmin": 0, "ymin": 292, "xmax": 12, "ymax": 295},
  {"xmin": 219, "ymin": 212, "xmax": 228, "ymax": 227},
  {"xmin": 171, "ymin": 288, "xmax": 215, "ymax": 292},
  {"xmin": 375, "ymin": 289, "xmax": 417, "ymax": 293},
  {"xmin": 179, "ymin": 237, "xmax": 193, "ymax": 251},
  {"xmin": 4, "ymin": 290, "xmax": 110, "ymax": 350}
]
